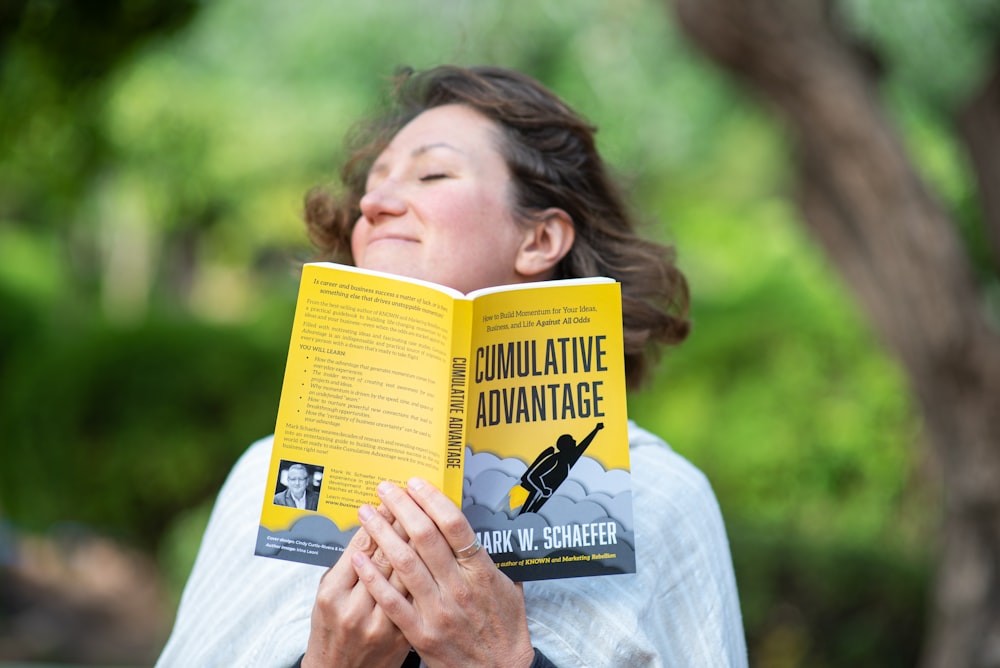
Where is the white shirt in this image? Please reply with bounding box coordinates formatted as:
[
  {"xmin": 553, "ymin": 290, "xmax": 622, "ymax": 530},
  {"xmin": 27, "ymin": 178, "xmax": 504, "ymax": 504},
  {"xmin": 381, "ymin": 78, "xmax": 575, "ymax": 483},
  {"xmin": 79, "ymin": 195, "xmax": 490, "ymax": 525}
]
[{"xmin": 156, "ymin": 422, "xmax": 747, "ymax": 667}]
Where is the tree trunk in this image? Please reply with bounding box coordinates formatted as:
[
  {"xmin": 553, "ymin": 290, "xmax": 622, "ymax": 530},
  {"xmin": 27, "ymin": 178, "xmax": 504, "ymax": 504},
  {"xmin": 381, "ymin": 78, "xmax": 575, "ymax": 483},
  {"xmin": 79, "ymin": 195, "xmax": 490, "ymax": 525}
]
[
  {"xmin": 958, "ymin": 53, "xmax": 1000, "ymax": 271},
  {"xmin": 668, "ymin": 1, "xmax": 1000, "ymax": 666}
]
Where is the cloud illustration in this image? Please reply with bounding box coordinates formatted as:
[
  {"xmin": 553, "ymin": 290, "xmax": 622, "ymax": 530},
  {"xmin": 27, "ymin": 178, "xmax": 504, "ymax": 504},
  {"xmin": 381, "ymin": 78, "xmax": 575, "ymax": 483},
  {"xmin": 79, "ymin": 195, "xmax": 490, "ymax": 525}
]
[
  {"xmin": 566, "ymin": 456, "xmax": 631, "ymax": 496},
  {"xmin": 255, "ymin": 515, "xmax": 355, "ymax": 567},
  {"xmin": 463, "ymin": 447, "xmax": 634, "ymax": 521},
  {"xmin": 463, "ymin": 468, "xmax": 520, "ymax": 509},
  {"xmin": 461, "ymin": 446, "xmax": 636, "ymax": 580}
]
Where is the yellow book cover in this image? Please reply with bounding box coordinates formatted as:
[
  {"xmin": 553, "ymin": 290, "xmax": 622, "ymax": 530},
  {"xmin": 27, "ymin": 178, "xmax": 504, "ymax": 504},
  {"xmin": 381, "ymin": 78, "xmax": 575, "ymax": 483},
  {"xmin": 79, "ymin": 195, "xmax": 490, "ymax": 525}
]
[{"xmin": 255, "ymin": 262, "xmax": 635, "ymax": 581}]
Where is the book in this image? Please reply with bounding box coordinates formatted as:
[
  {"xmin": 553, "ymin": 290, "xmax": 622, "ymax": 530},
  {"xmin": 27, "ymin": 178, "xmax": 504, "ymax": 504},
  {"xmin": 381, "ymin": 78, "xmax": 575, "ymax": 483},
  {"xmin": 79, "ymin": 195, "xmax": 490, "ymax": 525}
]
[{"xmin": 255, "ymin": 262, "xmax": 635, "ymax": 581}]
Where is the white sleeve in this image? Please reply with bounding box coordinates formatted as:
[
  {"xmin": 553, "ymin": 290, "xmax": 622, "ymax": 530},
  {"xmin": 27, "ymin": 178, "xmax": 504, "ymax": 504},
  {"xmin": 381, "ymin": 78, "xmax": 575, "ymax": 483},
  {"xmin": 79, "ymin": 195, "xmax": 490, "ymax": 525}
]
[
  {"xmin": 523, "ymin": 422, "xmax": 747, "ymax": 667},
  {"xmin": 156, "ymin": 436, "xmax": 323, "ymax": 668}
]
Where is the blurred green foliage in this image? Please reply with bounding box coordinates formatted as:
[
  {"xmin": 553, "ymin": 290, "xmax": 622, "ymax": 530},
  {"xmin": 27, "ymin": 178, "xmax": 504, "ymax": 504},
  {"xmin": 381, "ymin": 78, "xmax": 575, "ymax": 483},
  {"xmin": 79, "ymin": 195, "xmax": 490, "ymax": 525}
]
[
  {"xmin": 0, "ymin": 290, "xmax": 288, "ymax": 546},
  {"xmin": 2, "ymin": 0, "xmax": 990, "ymax": 665}
]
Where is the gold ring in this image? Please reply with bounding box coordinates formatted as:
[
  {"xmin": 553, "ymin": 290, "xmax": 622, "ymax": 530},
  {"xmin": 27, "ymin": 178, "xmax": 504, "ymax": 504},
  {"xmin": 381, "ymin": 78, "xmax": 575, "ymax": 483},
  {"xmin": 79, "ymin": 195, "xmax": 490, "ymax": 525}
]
[{"xmin": 453, "ymin": 537, "xmax": 482, "ymax": 560}]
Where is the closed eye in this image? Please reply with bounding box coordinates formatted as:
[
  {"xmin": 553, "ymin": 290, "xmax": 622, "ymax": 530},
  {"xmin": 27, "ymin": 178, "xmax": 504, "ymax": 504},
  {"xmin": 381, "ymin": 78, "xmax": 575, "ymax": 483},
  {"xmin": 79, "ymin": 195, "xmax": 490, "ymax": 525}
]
[{"xmin": 419, "ymin": 173, "xmax": 449, "ymax": 182}]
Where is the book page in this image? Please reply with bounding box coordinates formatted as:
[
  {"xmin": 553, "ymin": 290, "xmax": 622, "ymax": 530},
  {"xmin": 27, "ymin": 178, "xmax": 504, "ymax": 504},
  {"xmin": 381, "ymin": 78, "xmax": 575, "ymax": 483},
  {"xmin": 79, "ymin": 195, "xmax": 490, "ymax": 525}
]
[
  {"xmin": 462, "ymin": 280, "xmax": 636, "ymax": 581},
  {"xmin": 256, "ymin": 263, "xmax": 459, "ymax": 566}
]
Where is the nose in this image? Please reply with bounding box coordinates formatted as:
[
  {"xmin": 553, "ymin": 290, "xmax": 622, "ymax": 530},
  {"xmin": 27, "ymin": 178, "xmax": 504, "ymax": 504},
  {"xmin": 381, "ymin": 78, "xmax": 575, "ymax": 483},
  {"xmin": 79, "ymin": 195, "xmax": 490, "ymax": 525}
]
[{"xmin": 359, "ymin": 179, "xmax": 407, "ymax": 223}]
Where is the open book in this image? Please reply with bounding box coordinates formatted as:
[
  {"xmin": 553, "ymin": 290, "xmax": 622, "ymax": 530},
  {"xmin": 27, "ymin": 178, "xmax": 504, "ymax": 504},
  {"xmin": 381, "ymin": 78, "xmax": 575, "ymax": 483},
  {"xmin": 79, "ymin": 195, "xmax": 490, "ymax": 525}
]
[{"xmin": 255, "ymin": 262, "xmax": 635, "ymax": 581}]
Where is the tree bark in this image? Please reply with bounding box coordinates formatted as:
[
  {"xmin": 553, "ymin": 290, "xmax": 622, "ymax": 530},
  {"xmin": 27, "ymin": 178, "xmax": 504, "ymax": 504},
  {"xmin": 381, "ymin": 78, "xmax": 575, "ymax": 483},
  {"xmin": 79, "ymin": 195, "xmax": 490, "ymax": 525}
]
[
  {"xmin": 668, "ymin": 1, "xmax": 1000, "ymax": 666},
  {"xmin": 958, "ymin": 52, "xmax": 1000, "ymax": 270}
]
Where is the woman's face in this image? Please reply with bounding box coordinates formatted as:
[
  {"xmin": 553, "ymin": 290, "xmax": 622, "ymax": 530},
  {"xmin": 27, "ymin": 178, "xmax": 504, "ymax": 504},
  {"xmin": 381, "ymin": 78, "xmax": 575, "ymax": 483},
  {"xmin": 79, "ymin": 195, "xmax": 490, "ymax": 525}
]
[{"xmin": 351, "ymin": 104, "xmax": 531, "ymax": 294}]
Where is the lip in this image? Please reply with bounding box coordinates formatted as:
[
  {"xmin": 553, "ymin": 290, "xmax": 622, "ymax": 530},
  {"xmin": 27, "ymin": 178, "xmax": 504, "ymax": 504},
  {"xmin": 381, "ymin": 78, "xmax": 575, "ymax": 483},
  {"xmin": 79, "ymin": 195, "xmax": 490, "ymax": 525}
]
[{"xmin": 367, "ymin": 231, "xmax": 419, "ymax": 245}]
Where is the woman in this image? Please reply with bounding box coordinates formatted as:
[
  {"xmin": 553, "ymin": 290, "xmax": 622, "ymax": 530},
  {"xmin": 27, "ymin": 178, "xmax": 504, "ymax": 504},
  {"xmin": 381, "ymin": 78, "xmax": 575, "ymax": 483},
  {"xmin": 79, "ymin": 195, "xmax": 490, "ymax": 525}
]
[{"xmin": 157, "ymin": 65, "xmax": 746, "ymax": 667}]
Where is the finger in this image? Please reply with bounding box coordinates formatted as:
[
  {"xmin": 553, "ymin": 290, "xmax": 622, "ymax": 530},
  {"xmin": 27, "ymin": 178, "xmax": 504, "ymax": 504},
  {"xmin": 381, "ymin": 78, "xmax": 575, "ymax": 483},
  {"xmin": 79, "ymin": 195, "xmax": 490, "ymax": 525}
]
[
  {"xmin": 319, "ymin": 504, "xmax": 395, "ymax": 591},
  {"xmin": 358, "ymin": 499, "xmax": 422, "ymax": 566},
  {"xmin": 374, "ymin": 481, "xmax": 461, "ymax": 579},
  {"xmin": 369, "ymin": 512, "xmax": 412, "ymax": 590},
  {"xmin": 358, "ymin": 496, "xmax": 440, "ymax": 601},
  {"xmin": 404, "ymin": 477, "xmax": 487, "ymax": 568},
  {"xmin": 362, "ymin": 539, "xmax": 411, "ymax": 598},
  {"xmin": 371, "ymin": 546, "xmax": 393, "ymax": 570},
  {"xmin": 387, "ymin": 567, "xmax": 408, "ymax": 599},
  {"xmin": 348, "ymin": 504, "xmax": 396, "ymax": 557},
  {"xmin": 351, "ymin": 550, "xmax": 420, "ymax": 631}
]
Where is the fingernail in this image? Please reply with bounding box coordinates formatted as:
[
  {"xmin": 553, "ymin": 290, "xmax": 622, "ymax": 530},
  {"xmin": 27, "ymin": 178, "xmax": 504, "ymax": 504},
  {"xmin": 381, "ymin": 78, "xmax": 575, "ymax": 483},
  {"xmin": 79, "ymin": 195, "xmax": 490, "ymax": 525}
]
[
  {"xmin": 408, "ymin": 477, "xmax": 426, "ymax": 491},
  {"xmin": 358, "ymin": 504, "xmax": 375, "ymax": 522},
  {"xmin": 376, "ymin": 481, "xmax": 394, "ymax": 497}
]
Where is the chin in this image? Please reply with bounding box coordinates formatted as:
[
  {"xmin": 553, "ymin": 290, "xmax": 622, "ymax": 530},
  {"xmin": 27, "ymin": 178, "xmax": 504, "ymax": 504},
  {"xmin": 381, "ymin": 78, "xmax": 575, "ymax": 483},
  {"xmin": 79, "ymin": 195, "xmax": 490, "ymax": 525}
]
[{"xmin": 358, "ymin": 254, "xmax": 420, "ymax": 277}]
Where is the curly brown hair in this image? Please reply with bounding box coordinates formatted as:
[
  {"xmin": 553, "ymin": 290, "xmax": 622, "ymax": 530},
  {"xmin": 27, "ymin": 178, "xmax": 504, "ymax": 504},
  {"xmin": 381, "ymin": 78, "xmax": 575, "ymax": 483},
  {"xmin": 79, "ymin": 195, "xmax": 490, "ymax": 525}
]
[{"xmin": 304, "ymin": 65, "xmax": 689, "ymax": 388}]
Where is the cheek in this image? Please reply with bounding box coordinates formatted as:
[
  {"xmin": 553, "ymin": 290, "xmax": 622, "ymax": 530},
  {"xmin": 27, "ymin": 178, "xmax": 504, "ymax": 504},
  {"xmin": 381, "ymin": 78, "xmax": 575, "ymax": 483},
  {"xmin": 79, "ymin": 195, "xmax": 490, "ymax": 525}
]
[{"xmin": 454, "ymin": 194, "xmax": 515, "ymax": 241}]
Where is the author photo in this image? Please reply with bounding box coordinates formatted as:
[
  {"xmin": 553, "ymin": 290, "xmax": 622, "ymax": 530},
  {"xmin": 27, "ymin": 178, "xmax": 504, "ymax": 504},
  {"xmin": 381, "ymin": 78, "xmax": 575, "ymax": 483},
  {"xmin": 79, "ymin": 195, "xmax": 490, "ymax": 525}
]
[{"xmin": 273, "ymin": 461, "xmax": 321, "ymax": 511}]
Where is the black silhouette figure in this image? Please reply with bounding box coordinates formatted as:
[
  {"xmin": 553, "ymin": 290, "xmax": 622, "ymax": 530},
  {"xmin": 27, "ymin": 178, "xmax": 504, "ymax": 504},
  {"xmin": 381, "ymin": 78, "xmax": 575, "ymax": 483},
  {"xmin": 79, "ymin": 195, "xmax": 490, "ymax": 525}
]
[{"xmin": 517, "ymin": 422, "xmax": 604, "ymax": 516}]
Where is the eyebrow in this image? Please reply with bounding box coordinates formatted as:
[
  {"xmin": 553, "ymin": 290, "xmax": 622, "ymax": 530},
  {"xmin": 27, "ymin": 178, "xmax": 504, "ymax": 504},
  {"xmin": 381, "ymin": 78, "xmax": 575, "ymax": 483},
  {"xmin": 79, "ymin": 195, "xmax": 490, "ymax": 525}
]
[
  {"xmin": 413, "ymin": 141, "xmax": 463, "ymax": 157},
  {"xmin": 369, "ymin": 142, "xmax": 464, "ymax": 177}
]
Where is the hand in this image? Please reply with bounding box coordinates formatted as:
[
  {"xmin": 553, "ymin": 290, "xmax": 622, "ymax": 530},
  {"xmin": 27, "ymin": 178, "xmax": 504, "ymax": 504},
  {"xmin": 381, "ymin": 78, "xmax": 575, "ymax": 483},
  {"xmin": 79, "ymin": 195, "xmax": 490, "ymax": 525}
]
[
  {"xmin": 352, "ymin": 478, "xmax": 536, "ymax": 668},
  {"xmin": 301, "ymin": 504, "xmax": 411, "ymax": 668}
]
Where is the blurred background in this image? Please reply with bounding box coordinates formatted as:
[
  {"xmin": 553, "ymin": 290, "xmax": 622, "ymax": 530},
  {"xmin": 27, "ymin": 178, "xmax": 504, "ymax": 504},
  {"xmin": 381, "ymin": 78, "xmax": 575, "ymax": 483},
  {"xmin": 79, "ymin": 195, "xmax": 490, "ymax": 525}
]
[{"xmin": 1, "ymin": 0, "xmax": 998, "ymax": 666}]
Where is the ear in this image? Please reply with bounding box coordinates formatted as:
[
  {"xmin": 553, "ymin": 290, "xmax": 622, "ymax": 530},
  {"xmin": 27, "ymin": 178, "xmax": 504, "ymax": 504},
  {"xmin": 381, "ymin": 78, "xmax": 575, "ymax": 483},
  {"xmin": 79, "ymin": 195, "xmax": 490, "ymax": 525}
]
[{"xmin": 514, "ymin": 208, "xmax": 575, "ymax": 279}]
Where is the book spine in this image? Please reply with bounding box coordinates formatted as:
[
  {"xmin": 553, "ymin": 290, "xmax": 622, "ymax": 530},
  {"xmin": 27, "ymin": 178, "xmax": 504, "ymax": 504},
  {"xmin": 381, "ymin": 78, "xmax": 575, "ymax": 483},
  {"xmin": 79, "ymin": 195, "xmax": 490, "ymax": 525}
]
[{"xmin": 443, "ymin": 299, "xmax": 473, "ymax": 505}]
